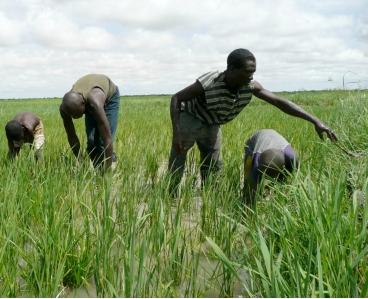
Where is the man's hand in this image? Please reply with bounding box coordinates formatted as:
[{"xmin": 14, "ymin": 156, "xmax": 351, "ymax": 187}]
[{"xmin": 314, "ymin": 122, "xmax": 338, "ymax": 142}]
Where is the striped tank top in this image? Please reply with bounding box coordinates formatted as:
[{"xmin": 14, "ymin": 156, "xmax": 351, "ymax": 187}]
[{"xmin": 184, "ymin": 71, "xmax": 253, "ymax": 125}]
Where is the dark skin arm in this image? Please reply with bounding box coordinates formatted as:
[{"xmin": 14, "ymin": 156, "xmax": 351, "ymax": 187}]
[
  {"xmin": 243, "ymin": 154, "xmax": 257, "ymax": 208},
  {"xmin": 170, "ymin": 81, "xmax": 204, "ymax": 153},
  {"xmin": 252, "ymin": 81, "xmax": 337, "ymax": 141},
  {"xmin": 7, "ymin": 139, "xmax": 20, "ymax": 159},
  {"xmin": 59, "ymin": 106, "xmax": 81, "ymax": 158},
  {"xmin": 87, "ymin": 88, "xmax": 113, "ymax": 170}
]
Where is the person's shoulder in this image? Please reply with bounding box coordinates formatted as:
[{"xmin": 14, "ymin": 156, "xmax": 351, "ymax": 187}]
[
  {"xmin": 258, "ymin": 129, "xmax": 289, "ymax": 144},
  {"xmin": 26, "ymin": 111, "xmax": 38, "ymax": 117},
  {"xmin": 257, "ymin": 128, "xmax": 281, "ymax": 138},
  {"xmin": 25, "ymin": 112, "xmax": 40, "ymax": 121},
  {"xmin": 248, "ymin": 80, "xmax": 262, "ymax": 92},
  {"xmin": 198, "ymin": 70, "xmax": 220, "ymax": 79},
  {"xmin": 197, "ymin": 71, "xmax": 221, "ymax": 89},
  {"xmin": 249, "ymin": 129, "xmax": 279, "ymax": 142},
  {"xmin": 76, "ymin": 73, "xmax": 108, "ymax": 83},
  {"xmin": 87, "ymin": 87, "xmax": 107, "ymax": 105},
  {"xmin": 14, "ymin": 111, "xmax": 36, "ymax": 121},
  {"xmin": 89, "ymin": 73, "xmax": 111, "ymax": 82}
]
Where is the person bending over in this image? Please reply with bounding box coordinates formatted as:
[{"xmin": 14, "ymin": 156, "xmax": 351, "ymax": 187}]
[
  {"xmin": 243, "ymin": 129, "xmax": 298, "ymax": 207},
  {"xmin": 5, "ymin": 112, "xmax": 45, "ymax": 161},
  {"xmin": 60, "ymin": 74, "xmax": 120, "ymax": 170}
]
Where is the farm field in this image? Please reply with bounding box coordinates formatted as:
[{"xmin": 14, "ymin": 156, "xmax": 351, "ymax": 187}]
[{"xmin": 0, "ymin": 90, "xmax": 368, "ymax": 297}]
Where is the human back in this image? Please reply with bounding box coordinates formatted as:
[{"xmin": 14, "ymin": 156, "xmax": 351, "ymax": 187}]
[
  {"xmin": 72, "ymin": 74, "xmax": 117, "ymax": 102},
  {"xmin": 245, "ymin": 129, "xmax": 290, "ymax": 156},
  {"xmin": 10, "ymin": 112, "xmax": 41, "ymax": 143}
]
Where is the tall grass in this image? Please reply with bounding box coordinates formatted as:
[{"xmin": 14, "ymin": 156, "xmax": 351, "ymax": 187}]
[{"xmin": 0, "ymin": 90, "xmax": 367, "ymax": 297}]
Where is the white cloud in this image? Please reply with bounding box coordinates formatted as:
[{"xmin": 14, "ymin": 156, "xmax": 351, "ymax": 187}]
[
  {"xmin": 0, "ymin": 12, "xmax": 24, "ymax": 46},
  {"xmin": 59, "ymin": 0, "xmax": 203, "ymax": 30},
  {"xmin": 0, "ymin": 0, "xmax": 367, "ymax": 98},
  {"xmin": 359, "ymin": 21, "xmax": 368, "ymax": 38},
  {"xmin": 28, "ymin": 8, "xmax": 116, "ymax": 50}
]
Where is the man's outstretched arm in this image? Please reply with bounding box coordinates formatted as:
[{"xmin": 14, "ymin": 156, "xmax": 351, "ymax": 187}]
[{"xmin": 252, "ymin": 81, "xmax": 337, "ymax": 141}]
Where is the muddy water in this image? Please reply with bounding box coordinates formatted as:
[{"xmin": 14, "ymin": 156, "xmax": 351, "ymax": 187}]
[
  {"xmin": 64, "ymin": 162, "xmax": 249, "ymax": 297},
  {"xmin": 63, "ymin": 196, "xmax": 249, "ymax": 297},
  {"xmin": 64, "ymin": 250, "xmax": 248, "ymax": 298},
  {"xmin": 64, "ymin": 279, "xmax": 97, "ymax": 297},
  {"xmin": 175, "ymin": 196, "xmax": 250, "ymax": 297}
]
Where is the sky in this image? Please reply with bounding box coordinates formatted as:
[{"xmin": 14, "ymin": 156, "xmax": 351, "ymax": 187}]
[{"xmin": 0, "ymin": 0, "xmax": 367, "ymax": 98}]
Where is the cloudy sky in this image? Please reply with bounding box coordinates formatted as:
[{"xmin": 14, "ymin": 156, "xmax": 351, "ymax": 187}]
[{"xmin": 0, "ymin": 0, "xmax": 367, "ymax": 98}]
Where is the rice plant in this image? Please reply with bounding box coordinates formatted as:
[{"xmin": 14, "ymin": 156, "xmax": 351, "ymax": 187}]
[{"xmin": 0, "ymin": 90, "xmax": 367, "ymax": 297}]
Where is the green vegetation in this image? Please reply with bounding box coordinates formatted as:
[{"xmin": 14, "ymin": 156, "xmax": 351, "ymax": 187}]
[{"xmin": 0, "ymin": 90, "xmax": 367, "ymax": 297}]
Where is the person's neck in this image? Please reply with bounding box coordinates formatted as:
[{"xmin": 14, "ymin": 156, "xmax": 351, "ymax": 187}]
[{"xmin": 224, "ymin": 70, "xmax": 239, "ymax": 93}]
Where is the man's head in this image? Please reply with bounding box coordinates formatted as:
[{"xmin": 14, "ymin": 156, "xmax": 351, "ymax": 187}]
[
  {"xmin": 258, "ymin": 148, "xmax": 288, "ymax": 180},
  {"xmin": 61, "ymin": 91, "xmax": 85, "ymax": 119},
  {"xmin": 5, "ymin": 120, "xmax": 24, "ymax": 148},
  {"xmin": 226, "ymin": 48, "xmax": 256, "ymax": 89}
]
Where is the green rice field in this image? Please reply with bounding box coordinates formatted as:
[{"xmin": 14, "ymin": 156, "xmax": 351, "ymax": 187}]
[{"xmin": 0, "ymin": 90, "xmax": 367, "ymax": 297}]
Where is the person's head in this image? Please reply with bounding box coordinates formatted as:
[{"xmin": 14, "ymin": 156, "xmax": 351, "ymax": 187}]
[
  {"xmin": 5, "ymin": 120, "xmax": 25, "ymax": 148},
  {"xmin": 226, "ymin": 48, "xmax": 256, "ymax": 89},
  {"xmin": 258, "ymin": 148, "xmax": 288, "ymax": 181},
  {"xmin": 257, "ymin": 147, "xmax": 299, "ymax": 182},
  {"xmin": 60, "ymin": 91, "xmax": 85, "ymax": 119}
]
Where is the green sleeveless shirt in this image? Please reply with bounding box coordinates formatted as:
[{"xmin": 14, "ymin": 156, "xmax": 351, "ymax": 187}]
[{"xmin": 71, "ymin": 74, "xmax": 117, "ymax": 102}]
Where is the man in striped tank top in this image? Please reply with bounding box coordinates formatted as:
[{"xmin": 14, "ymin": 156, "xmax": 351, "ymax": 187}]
[{"xmin": 168, "ymin": 48, "xmax": 337, "ymax": 195}]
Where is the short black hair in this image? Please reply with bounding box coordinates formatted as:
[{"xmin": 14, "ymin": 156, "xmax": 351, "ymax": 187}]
[
  {"xmin": 5, "ymin": 120, "xmax": 24, "ymax": 141},
  {"xmin": 227, "ymin": 48, "xmax": 255, "ymax": 69}
]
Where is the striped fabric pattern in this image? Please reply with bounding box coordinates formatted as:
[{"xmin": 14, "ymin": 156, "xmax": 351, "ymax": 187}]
[{"xmin": 185, "ymin": 71, "xmax": 253, "ymax": 125}]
